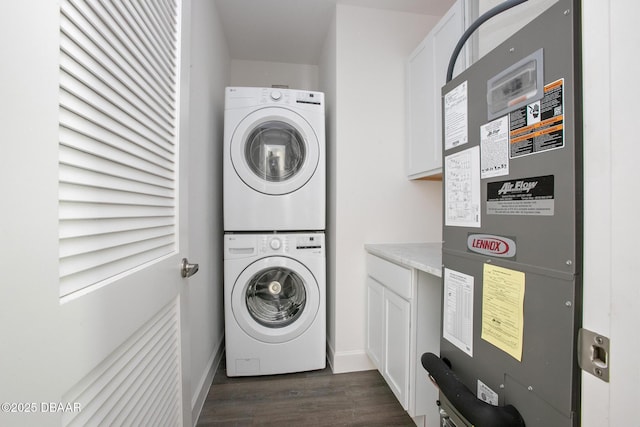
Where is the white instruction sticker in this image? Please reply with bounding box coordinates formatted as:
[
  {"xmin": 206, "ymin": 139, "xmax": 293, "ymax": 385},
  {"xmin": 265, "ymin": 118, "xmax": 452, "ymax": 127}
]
[
  {"xmin": 444, "ymin": 81, "xmax": 468, "ymax": 150},
  {"xmin": 477, "ymin": 379, "xmax": 499, "ymax": 406},
  {"xmin": 443, "ymin": 268, "xmax": 474, "ymax": 357},
  {"xmin": 480, "ymin": 115, "xmax": 509, "ymax": 179},
  {"xmin": 445, "ymin": 146, "xmax": 481, "ymax": 228}
]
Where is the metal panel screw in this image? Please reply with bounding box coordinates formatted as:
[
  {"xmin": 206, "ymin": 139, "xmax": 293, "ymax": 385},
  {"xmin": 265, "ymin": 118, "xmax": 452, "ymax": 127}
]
[
  {"xmin": 566, "ymin": 260, "xmax": 573, "ymax": 266},
  {"xmin": 527, "ymin": 386, "xmax": 534, "ymax": 391},
  {"xmin": 565, "ymin": 301, "xmax": 572, "ymax": 307},
  {"xmin": 595, "ymin": 368, "xmax": 603, "ymax": 377},
  {"xmin": 595, "ymin": 336, "xmax": 604, "ymax": 345},
  {"xmin": 564, "ymin": 9, "xmax": 570, "ymax": 15}
]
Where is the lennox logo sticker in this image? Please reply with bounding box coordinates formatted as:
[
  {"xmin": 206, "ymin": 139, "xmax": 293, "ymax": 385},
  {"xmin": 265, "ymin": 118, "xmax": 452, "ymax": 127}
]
[{"xmin": 467, "ymin": 234, "xmax": 516, "ymax": 258}]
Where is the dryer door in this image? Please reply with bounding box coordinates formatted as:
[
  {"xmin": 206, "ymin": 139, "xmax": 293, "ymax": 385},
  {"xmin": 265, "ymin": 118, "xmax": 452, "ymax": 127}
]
[
  {"xmin": 230, "ymin": 107, "xmax": 320, "ymax": 195},
  {"xmin": 231, "ymin": 256, "xmax": 320, "ymax": 344}
]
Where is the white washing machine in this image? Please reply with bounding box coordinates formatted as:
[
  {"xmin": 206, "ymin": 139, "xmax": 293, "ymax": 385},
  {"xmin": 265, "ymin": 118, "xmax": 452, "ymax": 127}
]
[
  {"xmin": 224, "ymin": 232, "xmax": 326, "ymax": 376},
  {"xmin": 223, "ymin": 87, "xmax": 325, "ymax": 232}
]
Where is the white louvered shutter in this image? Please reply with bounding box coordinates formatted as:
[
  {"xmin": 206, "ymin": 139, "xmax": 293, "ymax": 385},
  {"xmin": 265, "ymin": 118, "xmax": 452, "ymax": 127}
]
[{"xmin": 58, "ymin": 0, "xmax": 179, "ymax": 297}]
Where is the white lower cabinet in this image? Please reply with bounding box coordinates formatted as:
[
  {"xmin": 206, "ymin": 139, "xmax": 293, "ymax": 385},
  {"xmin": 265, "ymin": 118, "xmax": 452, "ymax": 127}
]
[
  {"xmin": 366, "ymin": 277, "xmax": 384, "ymax": 369},
  {"xmin": 366, "ymin": 253, "xmax": 442, "ymax": 426},
  {"xmin": 383, "ymin": 286, "xmax": 411, "ymax": 408}
]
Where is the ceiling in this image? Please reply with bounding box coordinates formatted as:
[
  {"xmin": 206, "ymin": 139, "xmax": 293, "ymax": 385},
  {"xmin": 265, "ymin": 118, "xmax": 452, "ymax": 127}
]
[{"xmin": 214, "ymin": 0, "xmax": 455, "ymax": 65}]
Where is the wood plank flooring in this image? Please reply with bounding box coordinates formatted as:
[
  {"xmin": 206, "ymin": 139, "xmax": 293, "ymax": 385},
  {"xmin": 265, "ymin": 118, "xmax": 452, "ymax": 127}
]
[{"xmin": 196, "ymin": 357, "xmax": 415, "ymax": 426}]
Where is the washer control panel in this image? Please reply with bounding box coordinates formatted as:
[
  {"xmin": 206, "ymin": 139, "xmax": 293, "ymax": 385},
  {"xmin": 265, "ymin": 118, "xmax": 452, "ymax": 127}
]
[
  {"xmin": 262, "ymin": 236, "xmax": 288, "ymax": 253},
  {"xmin": 295, "ymin": 235, "xmax": 322, "ymax": 250},
  {"xmin": 224, "ymin": 233, "xmax": 324, "ymax": 259},
  {"xmin": 269, "ymin": 237, "xmax": 282, "ymax": 250}
]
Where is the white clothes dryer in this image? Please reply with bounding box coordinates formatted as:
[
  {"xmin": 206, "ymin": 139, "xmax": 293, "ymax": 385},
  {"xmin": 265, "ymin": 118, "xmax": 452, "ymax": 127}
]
[
  {"xmin": 223, "ymin": 87, "xmax": 325, "ymax": 232},
  {"xmin": 224, "ymin": 232, "xmax": 326, "ymax": 376}
]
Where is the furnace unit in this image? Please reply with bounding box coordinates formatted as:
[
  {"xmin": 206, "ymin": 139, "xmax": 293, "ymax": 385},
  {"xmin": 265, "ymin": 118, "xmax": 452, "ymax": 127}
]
[{"xmin": 422, "ymin": 1, "xmax": 584, "ymax": 426}]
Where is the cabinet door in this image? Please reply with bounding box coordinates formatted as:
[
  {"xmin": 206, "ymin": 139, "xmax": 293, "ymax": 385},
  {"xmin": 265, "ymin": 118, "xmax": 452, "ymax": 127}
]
[
  {"xmin": 383, "ymin": 289, "xmax": 411, "ymax": 410},
  {"xmin": 406, "ymin": 36, "xmax": 437, "ymax": 178},
  {"xmin": 406, "ymin": 0, "xmax": 465, "ymax": 180},
  {"xmin": 366, "ymin": 277, "xmax": 384, "ymax": 370},
  {"xmin": 433, "ymin": 0, "xmax": 466, "ymax": 149}
]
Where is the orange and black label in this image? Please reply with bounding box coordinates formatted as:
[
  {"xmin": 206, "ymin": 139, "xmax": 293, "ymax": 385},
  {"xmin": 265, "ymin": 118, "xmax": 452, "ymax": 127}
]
[{"xmin": 509, "ymin": 79, "xmax": 564, "ymax": 158}]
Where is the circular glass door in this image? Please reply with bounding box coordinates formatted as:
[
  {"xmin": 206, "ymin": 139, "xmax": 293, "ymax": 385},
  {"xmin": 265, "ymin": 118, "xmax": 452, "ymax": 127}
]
[
  {"xmin": 244, "ymin": 121, "xmax": 306, "ymax": 183},
  {"xmin": 232, "ymin": 256, "xmax": 320, "ymax": 344},
  {"xmin": 230, "ymin": 107, "xmax": 320, "ymax": 195},
  {"xmin": 245, "ymin": 266, "xmax": 306, "ymax": 328}
]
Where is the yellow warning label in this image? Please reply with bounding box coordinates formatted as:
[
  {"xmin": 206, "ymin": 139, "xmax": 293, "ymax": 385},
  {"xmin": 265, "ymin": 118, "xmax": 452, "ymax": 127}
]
[{"xmin": 481, "ymin": 264, "xmax": 525, "ymax": 361}]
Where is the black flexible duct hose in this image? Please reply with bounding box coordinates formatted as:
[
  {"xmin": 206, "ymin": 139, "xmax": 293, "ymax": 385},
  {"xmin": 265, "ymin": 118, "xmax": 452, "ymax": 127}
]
[
  {"xmin": 421, "ymin": 353, "xmax": 526, "ymax": 427},
  {"xmin": 446, "ymin": 0, "xmax": 529, "ymax": 83}
]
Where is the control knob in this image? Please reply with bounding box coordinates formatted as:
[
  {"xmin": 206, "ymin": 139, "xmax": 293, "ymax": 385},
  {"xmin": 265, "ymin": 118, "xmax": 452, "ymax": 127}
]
[{"xmin": 269, "ymin": 238, "xmax": 282, "ymax": 250}]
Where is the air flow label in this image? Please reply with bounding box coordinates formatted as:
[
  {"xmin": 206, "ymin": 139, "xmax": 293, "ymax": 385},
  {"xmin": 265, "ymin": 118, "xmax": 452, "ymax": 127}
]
[{"xmin": 486, "ymin": 175, "xmax": 554, "ymax": 216}]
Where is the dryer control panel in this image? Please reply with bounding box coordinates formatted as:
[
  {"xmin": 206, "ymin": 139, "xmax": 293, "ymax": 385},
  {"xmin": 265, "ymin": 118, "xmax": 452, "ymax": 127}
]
[{"xmin": 225, "ymin": 86, "xmax": 324, "ymax": 111}]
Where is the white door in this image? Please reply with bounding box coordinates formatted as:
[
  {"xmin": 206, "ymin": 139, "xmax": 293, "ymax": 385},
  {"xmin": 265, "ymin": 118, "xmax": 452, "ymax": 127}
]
[
  {"xmin": 582, "ymin": 1, "xmax": 640, "ymax": 425},
  {"xmin": 0, "ymin": 1, "xmax": 194, "ymax": 426}
]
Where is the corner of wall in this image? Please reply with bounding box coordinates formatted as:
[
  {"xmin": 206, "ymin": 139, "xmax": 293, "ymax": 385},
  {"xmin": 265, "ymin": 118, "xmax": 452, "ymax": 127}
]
[
  {"xmin": 318, "ymin": 5, "xmax": 338, "ymax": 373},
  {"xmin": 190, "ymin": 336, "xmax": 225, "ymax": 425},
  {"xmin": 188, "ymin": 0, "xmax": 230, "ymax": 423}
]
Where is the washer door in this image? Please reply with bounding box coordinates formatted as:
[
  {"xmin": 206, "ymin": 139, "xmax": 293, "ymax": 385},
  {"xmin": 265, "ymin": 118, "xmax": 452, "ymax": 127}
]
[
  {"xmin": 232, "ymin": 256, "xmax": 320, "ymax": 344},
  {"xmin": 230, "ymin": 107, "xmax": 320, "ymax": 195}
]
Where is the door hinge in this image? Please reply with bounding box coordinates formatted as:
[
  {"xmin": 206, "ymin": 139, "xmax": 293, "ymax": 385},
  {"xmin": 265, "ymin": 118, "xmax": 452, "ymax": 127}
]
[{"xmin": 578, "ymin": 328, "xmax": 610, "ymax": 382}]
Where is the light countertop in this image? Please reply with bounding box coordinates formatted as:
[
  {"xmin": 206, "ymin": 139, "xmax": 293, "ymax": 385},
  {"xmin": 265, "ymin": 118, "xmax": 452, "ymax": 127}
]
[{"xmin": 364, "ymin": 242, "xmax": 442, "ymax": 277}]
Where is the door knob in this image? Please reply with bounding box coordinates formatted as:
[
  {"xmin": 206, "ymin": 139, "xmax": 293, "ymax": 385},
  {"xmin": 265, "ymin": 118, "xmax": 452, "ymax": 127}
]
[{"xmin": 181, "ymin": 258, "xmax": 199, "ymax": 278}]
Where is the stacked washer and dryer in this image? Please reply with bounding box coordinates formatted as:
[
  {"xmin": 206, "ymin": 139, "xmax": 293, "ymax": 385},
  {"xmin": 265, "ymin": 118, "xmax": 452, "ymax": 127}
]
[{"xmin": 223, "ymin": 87, "xmax": 326, "ymax": 376}]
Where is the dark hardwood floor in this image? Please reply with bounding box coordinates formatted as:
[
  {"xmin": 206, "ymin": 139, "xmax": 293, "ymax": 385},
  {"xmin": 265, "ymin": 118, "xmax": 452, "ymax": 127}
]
[{"xmin": 196, "ymin": 357, "xmax": 415, "ymax": 426}]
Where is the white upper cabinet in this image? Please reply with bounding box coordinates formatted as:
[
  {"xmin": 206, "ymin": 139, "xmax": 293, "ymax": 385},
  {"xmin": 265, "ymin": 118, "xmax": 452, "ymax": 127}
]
[{"xmin": 405, "ymin": 0, "xmax": 466, "ymax": 180}]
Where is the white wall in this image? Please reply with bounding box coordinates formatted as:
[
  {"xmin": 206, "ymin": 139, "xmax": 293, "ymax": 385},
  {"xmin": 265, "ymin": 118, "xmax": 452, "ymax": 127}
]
[
  {"xmin": 318, "ymin": 8, "xmax": 338, "ymax": 371},
  {"xmin": 328, "ymin": 5, "xmax": 442, "ymax": 372},
  {"xmin": 229, "ymin": 59, "xmax": 319, "ymax": 90},
  {"xmin": 188, "ymin": 0, "xmax": 229, "ymax": 421}
]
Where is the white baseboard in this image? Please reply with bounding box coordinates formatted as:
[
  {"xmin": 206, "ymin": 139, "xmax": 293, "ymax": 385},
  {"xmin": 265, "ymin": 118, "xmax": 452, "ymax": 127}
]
[
  {"xmin": 327, "ymin": 339, "xmax": 376, "ymax": 374},
  {"xmin": 191, "ymin": 335, "xmax": 224, "ymax": 426},
  {"xmin": 411, "ymin": 414, "xmax": 426, "ymax": 427}
]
